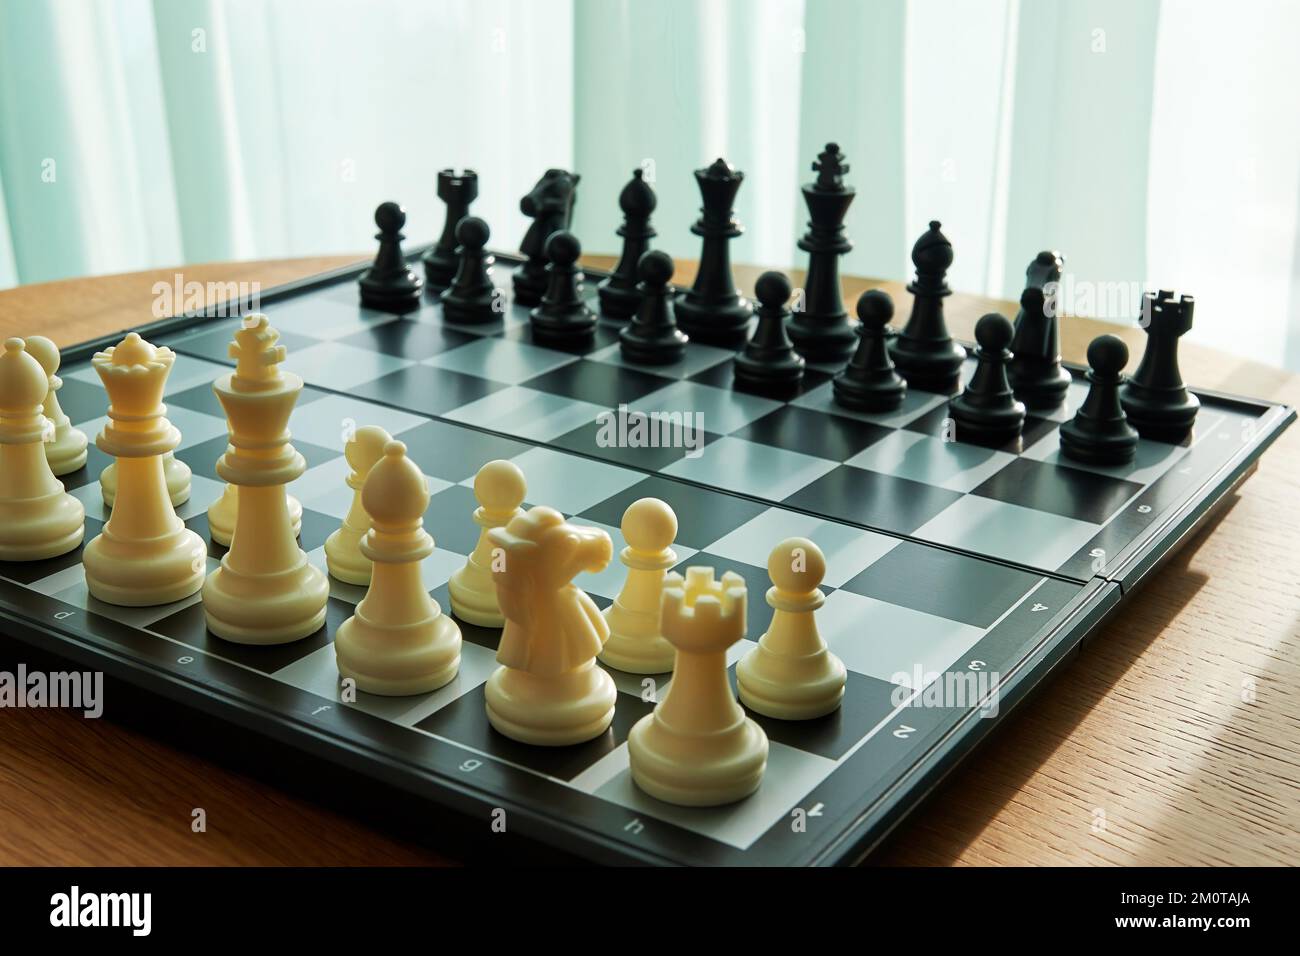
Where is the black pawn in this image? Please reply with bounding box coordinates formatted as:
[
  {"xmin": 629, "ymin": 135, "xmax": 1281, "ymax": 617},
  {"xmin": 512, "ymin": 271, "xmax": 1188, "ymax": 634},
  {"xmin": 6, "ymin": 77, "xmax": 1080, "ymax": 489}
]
[
  {"xmin": 734, "ymin": 271, "xmax": 805, "ymax": 395},
  {"xmin": 1060, "ymin": 334, "xmax": 1139, "ymax": 466},
  {"xmin": 422, "ymin": 169, "xmax": 478, "ymax": 290},
  {"xmin": 832, "ymin": 290, "xmax": 906, "ymax": 412},
  {"xmin": 530, "ymin": 231, "xmax": 596, "ymax": 344},
  {"xmin": 439, "ymin": 217, "xmax": 497, "ymax": 324},
  {"xmin": 674, "ymin": 158, "xmax": 754, "ymax": 346},
  {"xmin": 598, "ymin": 168, "xmax": 657, "ymax": 320},
  {"xmin": 619, "ymin": 251, "xmax": 688, "ymax": 365},
  {"xmin": 358, "ymin": 201, "xmax": 423, "ymax": 314},
  {"xmin": 888, "ymin": 221, "xmax": 966, "ymax": 392},
  {"xmin": 1008, "ymin": 250, "xmax": 1072, "ymax": 409},
  {"xmin": 789, "ymin": 143, "xmax": 857, "ymax": 363},
  {"xmin": 949, "ymin": 313, "xmax": 1025, "ymax": 447},
  {"xmin": 513, "ymin": 168, "xmax": 580, "ymax": 306},
  {"xmin": 1120, "ymin": 290, "xmax": 1200, "ymax": 442}
]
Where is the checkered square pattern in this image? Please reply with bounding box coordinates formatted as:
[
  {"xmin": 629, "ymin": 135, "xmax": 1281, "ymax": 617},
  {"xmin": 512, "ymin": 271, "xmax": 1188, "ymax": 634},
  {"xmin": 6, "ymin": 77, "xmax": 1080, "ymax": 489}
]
[{"xmin": 8, "ymin": 254, "xmax": 1271, "ymax": 865}]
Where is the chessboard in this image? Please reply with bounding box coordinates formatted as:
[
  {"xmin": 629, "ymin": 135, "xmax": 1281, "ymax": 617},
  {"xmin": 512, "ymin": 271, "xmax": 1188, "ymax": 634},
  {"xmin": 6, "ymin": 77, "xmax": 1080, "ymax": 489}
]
[{"xmin": 0, "ymin": 243, "xmax": 1292, "ymax": 865}]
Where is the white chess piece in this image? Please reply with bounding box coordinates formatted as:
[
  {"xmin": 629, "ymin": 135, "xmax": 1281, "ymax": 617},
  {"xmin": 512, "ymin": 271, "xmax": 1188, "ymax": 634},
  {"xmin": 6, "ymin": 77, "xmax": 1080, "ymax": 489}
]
[
  {"xmin": 201, "ymin": 316, "xmax": 329, "ymax": 643},
  {"xmin": 334, "ymin": 440, "xmax": 462, "ymax": 695},
  {"xmin": 24, "ymin": 336, "xmax": 88, "ymax": 476},
  {"xmin": 0, "ymin": 339, "xmax": 85, "ymax": 561},
  {"xmin": 628, "ymin": 566, "xmax": 768, "ymax": 806},
  {"xmin": 598, "ymin": 497, "xmax": 677, "ymax": 673},
  {"xmin": 82, "ymin": 334, "xmax": 205, "ymax": 604},
  {"xmin": 484, "ymin": 506, "xmax": 615, "ymax": 746},
  {"xmin": 448, "ymin": 459, "xmax": 526, "ymax": 627},
  {"xmin": 102, "ymin": 452, "xmax": 192, "ymax": 509},
  {"xmin": 324, "ymin": 424, "xmax": 392, "ymax": 585},
  {"xmin": 736, "ymin": 537, "xmax": 846, "ymax": 720}
]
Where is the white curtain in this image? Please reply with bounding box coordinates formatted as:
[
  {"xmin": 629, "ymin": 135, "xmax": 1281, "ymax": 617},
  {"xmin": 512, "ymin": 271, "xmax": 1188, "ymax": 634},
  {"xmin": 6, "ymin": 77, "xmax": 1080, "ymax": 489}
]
[{"xmin": 1, "ymin": 0, "xmax": 1298, "ymax": 369}]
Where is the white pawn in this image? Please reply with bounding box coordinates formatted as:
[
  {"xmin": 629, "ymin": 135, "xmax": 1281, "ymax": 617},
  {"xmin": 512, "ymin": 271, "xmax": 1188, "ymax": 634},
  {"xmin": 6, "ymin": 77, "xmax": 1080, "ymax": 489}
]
[
  {"xmin": 737, "ymin": 537, "xmax": 846, "ymax": 720},
  {"xmin": 207, "ymin": 481, "xmax": 301, "ymax": 547},
  {"xmin": 448, "ymin": 459, "xmax": 526, "ymax": 627},
  {"xmin": 25, "ymin": 336, "xmax": 88, "ymax": 476},
  {"xmin": 628, "ymin": 567, "xmax": 767, "ymax": 806},
  {"xmin": 335, "ymin": 440, "xmax": 462, "ymax": 695},
  {"xmin": 598, "ymin": 497, "xmax": 678, "ymax": 673},
  {"xmin": 0, "ymin": 338, "xmax": 85, "ymax": 561},
  {"xmin": 324, "ymin": 424, "xmax": 392, "ymax": 585},
  {"xmin": 102, "ymin": 452, "xmax": 192, "ymax": 509}
]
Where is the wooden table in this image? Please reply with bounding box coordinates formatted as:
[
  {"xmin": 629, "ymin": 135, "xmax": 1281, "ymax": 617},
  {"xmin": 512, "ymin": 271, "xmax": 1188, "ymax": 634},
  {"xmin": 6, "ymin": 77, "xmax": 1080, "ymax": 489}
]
[{"xmin": 1, "ymin": 255, "xmax": 1296, "ymax": 866}]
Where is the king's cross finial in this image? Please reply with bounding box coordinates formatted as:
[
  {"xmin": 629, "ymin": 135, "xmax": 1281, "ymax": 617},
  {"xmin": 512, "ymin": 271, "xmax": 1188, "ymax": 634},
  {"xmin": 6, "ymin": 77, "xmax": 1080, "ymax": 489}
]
[
  {"xmin": 228, "ymin": 314, "xmax": 286, "ymax": 386},
  {"xmin": 813, "ymin": 142, "xmax": 848, "ymax": 190}
]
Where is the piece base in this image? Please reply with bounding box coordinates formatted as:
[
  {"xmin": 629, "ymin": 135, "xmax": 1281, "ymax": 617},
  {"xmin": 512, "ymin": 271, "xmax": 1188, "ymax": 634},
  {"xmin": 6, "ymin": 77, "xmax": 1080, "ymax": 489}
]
[
  {"xmin": 202, "ymin": 561, "xmax": 329, "ymax": 645},
  {"xmin": 83, "ymin": 528, "xmax": 206, "ymax": 607},
  {"xmin": 484, "ymin": 665, "xmax": 616, "ymax": 747},
  {"xmin": 1059, "ymin": 422, "xmax": 1139, "ymax": 466},
  {"xmin": 627, "ymin": 714, "xmax": 768, "ymax": 807},
  {"xmin": 46, "ymin": 441, "xmax": 89, "ymax": 477},
  {"xmin": 832, "ymin": 373, "xmax": 906, "ymax": 412},
  {"xmin": 1010, "ymin": 367, "xmax": 1071, "ymax": 410},
  {"xmin": 674, "ymin": 295, "xmax": 753, "ymax": 347},
  {"xmin": 447, "ymin": 570, "xmax": 504, "ymax": 628},
  {"xmin": 598, "ymin": 631, "xmax": 675, "ymax": 675},
  {"xmin": 787, "ymin": 316, "xmax": 856, "ymax": 363},
  {"xmin": 597, "ymin": 281, "xmax": 641, "ymax": 320},
  {"xmin": 334, "ymin": 615, "xmax": 462, "ymax": 697},
  {"xmin": 0, "ymin": 524, "xmax": 84, "ymax": 563}
]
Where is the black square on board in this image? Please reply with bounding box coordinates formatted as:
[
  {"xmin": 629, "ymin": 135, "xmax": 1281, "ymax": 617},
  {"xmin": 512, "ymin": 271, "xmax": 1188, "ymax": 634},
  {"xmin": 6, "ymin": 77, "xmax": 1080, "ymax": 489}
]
[
  {"xmin": 782, "ymin": 465, "xmax": 964, "ymax": 536},
  {"xmin": 351, "ymin": 365, "xmax": 506, "ymax": 416},
  {"xmin": 147, "ymin": 595, "xmax": 350, "ymax": 673},
  {"xmin": 728, "ymin": 667, "xmax": 901, "ymax": 761},
  {"xmin": 337, "ymin": 320, "xmax": 477, "ymax": 360},
  {"xmin": 0, "ymin": 517, "xmax": 104, "ymax": 586},
  {"xmin": 971, "ymin": 457, "xmax": 1143, "ymax": 525},
  {"xmin": 53, "ymin": 376, "xmax": 110, "ymax": 425},
  {"xmin": 551, "ymin": 416, "xmax": 723, "ymax": 472},
  {"xmin": 399, "ymin": 419, "xmax": 532, "ymax": 483},
  {"xmin": 415, "ymin": 683, "xmax": 653, "ymax": 782},
  {"xmin": 580, "ymin": 475, "xmax": 767, "ymax": 551},
  {"xmin": 733, "ymin": 405, "xmax": 892, "ymax": 462},
  {"xmin": 839, "ymin": 540, "xmax": 1042, "ymax": 628},
  {"xmin": 523, "ymin": 360, "xmax": 672, "ymax": 407}
]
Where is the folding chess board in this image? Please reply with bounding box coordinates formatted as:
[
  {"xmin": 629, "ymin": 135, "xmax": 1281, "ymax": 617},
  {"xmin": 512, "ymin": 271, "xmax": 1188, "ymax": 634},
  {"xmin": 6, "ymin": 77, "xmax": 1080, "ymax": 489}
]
[{"xmin": 0, "ymin": 251, "xmax": 1291, "ymax": 865}]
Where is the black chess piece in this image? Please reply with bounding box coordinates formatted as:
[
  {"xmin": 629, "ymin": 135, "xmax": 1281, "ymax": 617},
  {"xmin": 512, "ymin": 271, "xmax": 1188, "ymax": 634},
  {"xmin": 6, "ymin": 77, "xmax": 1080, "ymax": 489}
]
[
  {"xmin": 513, "ymin": 168, "xmax": 580, "ymax": 306},
  {"xmin": 619, "ymin": 251, "xmax": 688, "ymax": 365},
  {"xmin": 948, "ymin": 313, "xmax": 1025, "ymax": 447},
  {"xmin": 1008, "ymin": 250, "xmax": 1072, "ymax": 410},
  {"xmin": 674, "ymin": 158, "xmax": 754, "ymax": 346},
  {"xmin": 1060, "ymin": 334, "xmax": 1139, "ymax": 466},
  {"xmin": 439, "ymin": 217, "xmax": 497, "ymax": 324},
  {"xmin": 888, "ymin": 221, "xmax": 967, "ymax": 392},
  {"xmin": 598, "ymin": 168, "xmax": 657, "ymax": 321},
  {"xmin": 530, "ymin": 230, "xmax": 596, "ymax": 344},
  {"xmin": 1120, "ymin": 290, "xmax": 1200, "ymax": 442},
  {"xmin": 832, "ymin": 290, "xmax": 906, "ymax": 412},
  {"xmin": 788, "ymin": 143, "xmax": 856, "ymax": 363},
  {"xmin": 734, "ymin": 271, "xmax": 805, "ymax": 395},
  {"xmin": 358, "ymin": 201, "xmax": 423, "ymax": 314},
  {"xmin": 422, "ymin": 169, "xmax": 478, "ymax": 290}
]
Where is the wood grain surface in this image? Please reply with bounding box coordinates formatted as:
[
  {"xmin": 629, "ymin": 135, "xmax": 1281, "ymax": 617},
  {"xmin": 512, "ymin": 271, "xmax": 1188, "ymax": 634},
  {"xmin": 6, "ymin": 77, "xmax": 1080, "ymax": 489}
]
[{"xmin": 0, "ymin": 255, "xmax": 1295, "ymax": 866}]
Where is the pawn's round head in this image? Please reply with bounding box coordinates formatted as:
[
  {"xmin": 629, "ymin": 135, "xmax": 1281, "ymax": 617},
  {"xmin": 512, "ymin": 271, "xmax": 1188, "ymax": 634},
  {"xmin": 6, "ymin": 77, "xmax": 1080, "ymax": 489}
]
[
  {"xmin": 362, "ymin": 440, "xmax": 429, "ymax": 524},
  {"xmin": 344, "ymin": 424, "xmax": 392, "ymax": 475},
  {"xmin": 621, "ymin": 497, "xmax": 677, "ymax": 553},
  {"xmin": 375, "ymin": 201, "xmax": 406, "ymax": 232},
  {"xmin": 768, "ymin": 536, "xmax": 826, "ymax": 593},
  {"xmin": 755, "ymin": 271, "xmax": 792, "ymax": 311},
  {"xmin": 0, "ymin": 338, "xmax": 48, "ymax": 410},
  {"xmin": 23, "ymin": 336, "xmax": 59, "ymax": 376},
  {"xmin": 975, "ymin": 312, "xmax": 1014, "ymax": 353},
  {"xmin": 1088, "ymin": 334, "xmax": 1129, "ymax": 378},
  {"xmin": 637, "ymin": 249, "xmax": 674, "ymax": 287},
  {"xmin": 544, "ymin": 230, "xmax": 581, "ymax": 266},
  {"xmin": 855, "ymin": 289, "xmax": 894, "ymax": 330},
  {"xmin": 474, "ymin": 459, "xmax": 527, "ymax": 513},
  {"xmin": 455, "ymin": 215, "xmax": 490, "ymax": 250}
]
